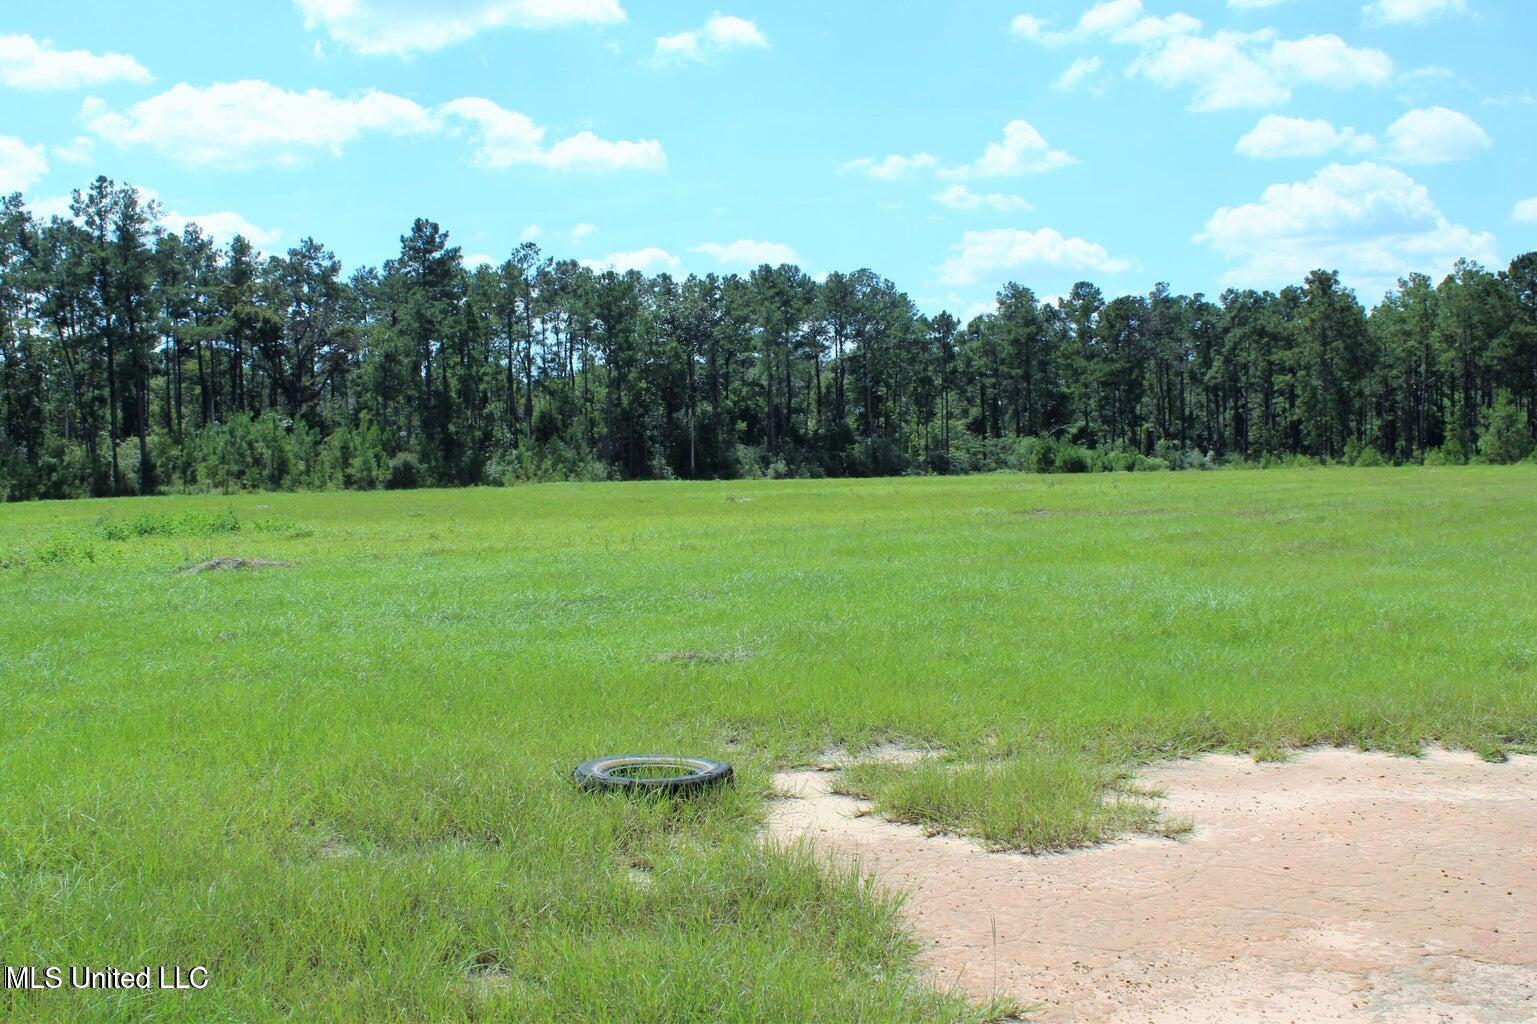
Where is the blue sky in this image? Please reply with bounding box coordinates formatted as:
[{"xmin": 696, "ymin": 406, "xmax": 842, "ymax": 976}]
[{"xmin": 2, "ymin": 0, "xmax": 1533, "ymax": 317}]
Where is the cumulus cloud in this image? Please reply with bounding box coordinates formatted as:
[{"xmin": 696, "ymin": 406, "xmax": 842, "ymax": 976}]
[
  {"xmin": 294, "ymin": 0, "xmax": 626, "ymax": 57},
  {"xmin": 939, "ymin": 227, "xmax": 1132, "ymax": 286},
  {"xmin": 83, "ymin": 82, "xmax": 665, "ymax": 174},
  {"xmin": 1236, "ymin": 115, "xmax": 1376, "ymax": 158},
  {"xmin": 0, "ymin": 33, "xmax": 151, "ymax": 90},
  {"xmin": 0, "ymin": 135, "xmax": 49, "ymax": 194},
  {"xmin": 1129, "ymin": 31, "xmax": 1392, "ymax": 111},
  {"xmin": 444, "ymin": 97, "xmax": 665, "ymax": 172},
  {"xmin": 161, "ymin": 208, "xmax": 283, "ymax": 248},
  {"xmin": 582, "ymin": 247, "xmax": 682, "ymax": 274},
  {"xmin": 1014, "ymin": 1, "xmax": 1392, "ymax": 112},
  {"xmin": 940, "ymin": 120, "xmax": 1074, "ymax": 178},
  {"xmin": 692, "ymin": 239, "xmax": 800, "ymax": 267},
  {"xmin": 519, "ymin": 224, "xmax": 544, "ymax": 241},
  {"xmin": 1195, "ymin": 161, "xmax": 1496, "ymax": 297},
  {"xmin": 654, "ymin": 14, "xmax": 767, "ymax": 65},
  {"xmin": 570, "ymin": 222, "xmax": 597, "ymax": 241},
  {"xmin": 83, "ymin": 81, "xmax": 437, "ymax": 167},
  {"xmin": 932, "ymin": 184, "xmax": 1034, "ymax": 213},
  {"xmin": 1382, "ymin": 106, "xmax": 1491, "ymax": 164},
  {"xmin": 1513, "ymin": 198, "xmax": 1537, "ymax": 225},
  {"xmin": 1362, "ymin": 0, "xmax": 1467, "ymax": 26},
  {"xmin": 839, "ymin": 153, "xmax": 940, "ymax": 180}
]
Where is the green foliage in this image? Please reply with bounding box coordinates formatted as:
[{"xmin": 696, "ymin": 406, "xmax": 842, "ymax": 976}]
[
  {"xmin": 386, "ymin": 451, "xmax": 423, "ymax": 490},
  {"xmin": 95, "ymin": 506, "xmax": 239, "ymax": 541},
  {"xmin": 1479, "ymin": 393, "xmax": 1534, "ymax": 464},
  {"xmin": 2, "ymin": 184, "xmax": 1535, "ymax": 502}
]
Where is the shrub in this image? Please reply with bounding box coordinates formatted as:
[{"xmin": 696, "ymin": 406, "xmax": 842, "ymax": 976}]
[
  {"xmin": 386, "ymin": 452, "xmax": 423, "ymax": 490},
  {"xmin": 1479, "ymin": 394, "xmax": 1534, "ymax": 465},
  {"xmin": 1353, "ymin": 446, "xmax": 1387, "ymax": 467},
  {"xmin": 1055, "ymin": 443, "xmax": 1091, "ymax": 473}
]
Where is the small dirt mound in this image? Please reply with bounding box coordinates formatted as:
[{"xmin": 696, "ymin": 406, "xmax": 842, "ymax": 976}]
[{"xmin": 181, "ymin": 557, "xmax": 295, "ymax": 575}]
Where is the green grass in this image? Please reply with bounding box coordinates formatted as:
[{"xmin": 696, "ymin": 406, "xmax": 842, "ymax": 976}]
[{"xmin": 2, "ymin": 467, "xmax": 1534, "ymax": 1022}]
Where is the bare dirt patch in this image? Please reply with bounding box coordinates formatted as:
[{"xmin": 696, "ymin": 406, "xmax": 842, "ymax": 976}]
[
  {"xmin": 180, "ymin": 557, "xmax": 295, "ymax": 574},
  {"xmin": 766, "ymin": 748, "xmax": 1537, "ymax": 1023}
]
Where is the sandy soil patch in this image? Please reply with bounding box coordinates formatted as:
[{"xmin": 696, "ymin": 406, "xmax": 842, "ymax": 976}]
[{"xmin": 766, "ymin": 749, "xmax": 1537, "ymax": 1023}]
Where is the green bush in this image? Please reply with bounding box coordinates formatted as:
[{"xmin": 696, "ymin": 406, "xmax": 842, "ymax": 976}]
[
  {"xmin": 1479, "ymin": 394, "xmax": 1534, "ymax": 465},
  {"xmin": 1353, "ymin": 446, "xmax": 1387, "ymax": 467},
  {"xmin": 387, "ymin": 451, "xmax": 423, "ymax": 490},
  {"xmin": 1055, "ymin": 443, "xmax": 1091, "ymax": 473}
]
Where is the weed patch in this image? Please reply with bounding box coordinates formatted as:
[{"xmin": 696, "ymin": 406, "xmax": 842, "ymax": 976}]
[{"xmin": 96, "ymin": 506, "xmax": 240, "ymax": 541}]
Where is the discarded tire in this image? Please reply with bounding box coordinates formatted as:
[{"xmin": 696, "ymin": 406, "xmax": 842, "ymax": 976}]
[{"xmin": 573, "ymin": 755, "xmax": 733, "ymax": 796}]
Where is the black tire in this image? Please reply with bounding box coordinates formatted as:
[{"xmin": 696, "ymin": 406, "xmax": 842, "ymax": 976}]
[{"xmin": 572, "ymin": 755, "xmax": 733, "ymax": 796}]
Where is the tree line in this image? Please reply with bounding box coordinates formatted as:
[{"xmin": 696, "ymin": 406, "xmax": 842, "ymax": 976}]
[{"xmin": 2, "ymin": 178, "xmax": 1534, "ymax": 501}]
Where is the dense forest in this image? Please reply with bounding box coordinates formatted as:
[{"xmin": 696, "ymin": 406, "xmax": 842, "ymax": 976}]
[{"xmin": 1, "ymin": 178, "xmax": 1534, "ymax": 501}]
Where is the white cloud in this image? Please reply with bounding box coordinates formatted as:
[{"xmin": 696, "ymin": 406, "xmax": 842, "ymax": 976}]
[
  {"xmin": 1129, "ymin": 31, "xmax": 1392, "ymax": 111},
  {"xmin": 1362, "ymin": 0, "xmax": 1467, "ymax": 26},
  {"xmin": 1128, "ymin": 31, "xmax": 1288, "ymax": 110},
  {"xmin": 86, "ymin": 84, "xmax": 666, "ymax": 173},
  {"xmin": 464, "ymin": 252, "xmax": 496, "ymax": 267},
  {"xmin": 294, "ymin": 0, "xmax": 626, "ymax": 57},
  {"xmin": 940, "ymin": 120, "xmax": 1074, "ymax": 178},
  {"xmin": 1382, "ymin": 106, "xmax": 1490, "ymax": 164},
  {"xmin": 1014, "ymin": 2, "xmax": 1392, "ymax": 112},
  {"xmin": 443, "ymin": 97, "xmax": 664, "ymax": 172},
  {"xmin": 1195, "ymin": 161, "xmax": 1496, "ymax": 297},
  {"xmin": 162, "ymin": 209, "xmax": 282, "ymax": 248},
  {"xmin": 1228, "ymin": 0, "xmax": 1290, "ymax": 7},
  {"xmin": 1481, "ymin": 91, "xmax": 1536, "ymax": 109},
  {"xmin": 570, "ymin": 222, "xmax": 597, "ymax": 241},
  {"xmin": 839, "ymin": 153, "xmax": 939, "ymax": 180},
  {"xmin": 84, "ymin": 81, "xmax": 437, "ymax": 167},
  {"xmin": 582, "ymin": 247, "xmax": 682, "ymax": 274},
  {"xmin": 1236, "ymin": 115, "xmax": 1376, "ymax": 158},
  {"xmin": 692, "ymin": 239, "xmax": 800, "ymax": 267},
  {"xmin": 939, "ymin": 227, "xmax": 1132, "ymax": 286},
  {"xmin": 654, "ymin": 14, "xmax": 767, "ymax": 65},
  {"xmin": 0, "ymin": 33, "xmax": 151, "ymax": 90},
  {"xmin": 933, "ymin": 184, "xmax": 1034, "ymax": 213},
  {"xmin": 51, "ymin": 135, "xmax": 95, "ymax": 163},
  {"xmin": 519, "ymin": 224, "xmax": 544, "ymax": 241},
  {"xmin": 0, "ymin": 135, "xmax": 49, "ymax": 194},
  {"xmin": 27, "ymin": 194, "xmax": 74, "ymax": 221},
  {"xmin": 1513, "ymin": 198, "xmax": 1537, "ymax": 225},
  {"xmin": 1053, "ymin": 56, "xmax": 1103, "ymax": 92},
  {"xmin": 1011, "ymin": 0, "xmax": 1200, "ymax": 46},
  {"xmin": 1266, "ymin": 35, "xmax": 1393, "ymax": 89}
]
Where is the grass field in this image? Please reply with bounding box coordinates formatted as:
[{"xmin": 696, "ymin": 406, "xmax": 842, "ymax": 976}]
[{"xmin": 3, "ymin": 468, "xmax": 1535, "ymax": 1022}]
